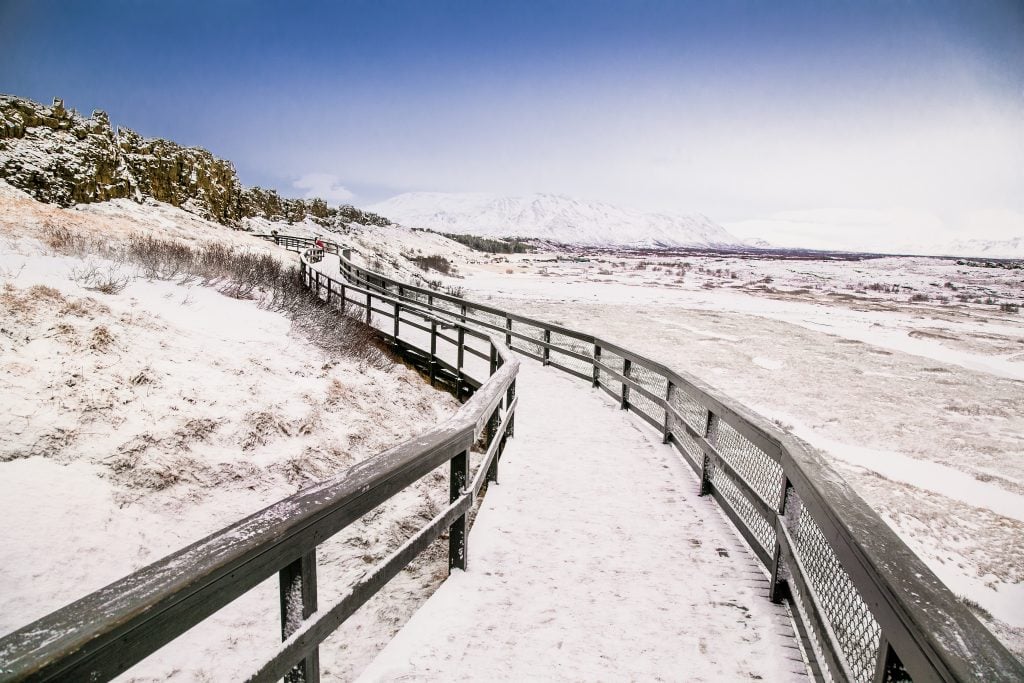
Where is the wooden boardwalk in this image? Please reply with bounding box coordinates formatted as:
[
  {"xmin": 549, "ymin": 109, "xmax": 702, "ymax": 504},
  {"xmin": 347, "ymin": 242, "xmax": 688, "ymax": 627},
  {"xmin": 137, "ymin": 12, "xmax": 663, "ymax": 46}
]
[{"xmin": 357, "ymin": 359, "xmax": 810, "ymax": 681}]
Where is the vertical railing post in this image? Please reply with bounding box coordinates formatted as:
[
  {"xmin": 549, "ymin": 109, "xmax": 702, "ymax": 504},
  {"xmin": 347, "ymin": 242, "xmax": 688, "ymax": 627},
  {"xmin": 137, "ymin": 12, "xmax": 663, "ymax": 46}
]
[
  {"xmin": 326, "ymin": 277, "xmax": 332, "ymax": 305},
  {"xmin": 662, "ymin": 381, "xmax": 674, "ymax": 444},
  {"xmin": 489, "ymin": 343, "xmax": 498, "ymax": 376},
  {"xmin": 392, "ymin": 301, "xmax": 400, "ymax": 340},
  {"xmin": 485, "ymin": 406, "xmax": 500, "ymax": 483},
  {"xmin": 620, "ymin": 358, "xmax": 632, "ymax": 409},
  {"xmin": 699, "ymin": 412, "xmax": 715, "ymax": 496},
  {"xmin": 449, "ymin": 450, "xmax": 469, "ymax": 571},
  {"xmin": 460, "ymin": 303, "xmax": 467, "ymax": 324},
  {"xmin": 872, "ymin": 636, "xmax": 906, "ymax": 683},
  {"xmin": 429, "ymin": 320, "xmax": 438, "ymax": 387},
  {"xmin": 592, "ymin": 343, "xmax": 601, "ymax": 388},
  {"xmin": 769, "ymin": 478, "xmax": 792, "ymax": 603},
  {"xmin": 505, "ymin": 317, "xmax": 512, "ymax": 348},
  {"xmin": 506, "ymin": 377, "xmax": 516, "ymax": 438},
  {"xmin": 456, "ymin": 326, "xmax": 466, "ymax": 398},
  {"xmin": 542, "ymin": 329, "xmax": 551, "ymax": 366},
  {"xmin": 279, "ymin": 550, "xmax": 319, "ymax": 683}
]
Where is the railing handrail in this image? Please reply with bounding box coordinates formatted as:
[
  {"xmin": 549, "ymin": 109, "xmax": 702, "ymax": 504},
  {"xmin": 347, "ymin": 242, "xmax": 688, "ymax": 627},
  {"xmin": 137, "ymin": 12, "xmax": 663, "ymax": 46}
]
[
  {"xmin": 313, "ymin": 234, "xmax": 1020, "ymax": 683},
  {"xmin": 0, "ymin": 242, "xmax": 519, "ymax": 681}
]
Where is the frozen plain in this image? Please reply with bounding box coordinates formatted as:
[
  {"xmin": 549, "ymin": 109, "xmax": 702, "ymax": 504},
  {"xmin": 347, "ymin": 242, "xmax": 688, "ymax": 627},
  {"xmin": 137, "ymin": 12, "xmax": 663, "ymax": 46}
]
[{"xmin": 437, "ymin": 247, "xmax": 1024, "ymax": 658}]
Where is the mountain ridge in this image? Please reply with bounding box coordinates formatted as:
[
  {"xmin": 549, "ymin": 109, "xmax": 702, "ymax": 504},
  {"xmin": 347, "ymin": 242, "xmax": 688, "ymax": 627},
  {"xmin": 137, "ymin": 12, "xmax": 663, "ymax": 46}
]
[{"xmin": 368, "ymin": 191, "xmax": 743, "ymax": 248}]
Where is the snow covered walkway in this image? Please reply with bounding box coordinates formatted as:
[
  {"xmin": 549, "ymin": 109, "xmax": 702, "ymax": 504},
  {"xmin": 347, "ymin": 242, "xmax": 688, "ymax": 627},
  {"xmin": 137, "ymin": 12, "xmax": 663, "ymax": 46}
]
[{"xmin": 357, "ymin": 359, "xmax": 810, "ymax": 681}]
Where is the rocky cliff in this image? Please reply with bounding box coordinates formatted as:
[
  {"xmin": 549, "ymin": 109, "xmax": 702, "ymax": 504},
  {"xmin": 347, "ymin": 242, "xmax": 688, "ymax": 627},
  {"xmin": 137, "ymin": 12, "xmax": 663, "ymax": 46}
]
[{"xmin": 0, "ymin": 95, "xmax": 389, "ymax": 229}]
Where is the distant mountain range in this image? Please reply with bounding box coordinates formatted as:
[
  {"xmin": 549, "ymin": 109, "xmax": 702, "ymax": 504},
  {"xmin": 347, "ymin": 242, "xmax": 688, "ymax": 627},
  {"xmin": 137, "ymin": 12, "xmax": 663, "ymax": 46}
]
[
  {"xmin": 368, "ymin": 192, "xmax": 744, "ymax": 248},
  {"xmin": 937, "ymin": 237, "xmax": 1024, "ymax": 259}
]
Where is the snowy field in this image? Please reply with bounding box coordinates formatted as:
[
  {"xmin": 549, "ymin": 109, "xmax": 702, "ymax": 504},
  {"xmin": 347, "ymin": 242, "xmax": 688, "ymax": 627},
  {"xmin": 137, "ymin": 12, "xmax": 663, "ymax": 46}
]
[
  {"xmin": 431, "ymin": 246, "xmax": 1024, "ymax": 658},
  {"xmin": 2, "ymin": 178, "xmax": 1021, "ymax": 676},
  {"xmin": 0, "ymin": 187, "xmax": 468, "ymax": 680}
]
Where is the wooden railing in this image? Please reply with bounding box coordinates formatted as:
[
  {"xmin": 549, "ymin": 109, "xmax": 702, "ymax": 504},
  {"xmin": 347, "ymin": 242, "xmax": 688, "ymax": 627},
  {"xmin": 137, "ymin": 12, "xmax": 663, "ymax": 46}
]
[
  {"xmin": 300, "ymin": 235, "xmax": 1019, "ymax": 683},
  {"xmin": 0, "ymin": 243, "xmax": 519, "ymax": 682}
]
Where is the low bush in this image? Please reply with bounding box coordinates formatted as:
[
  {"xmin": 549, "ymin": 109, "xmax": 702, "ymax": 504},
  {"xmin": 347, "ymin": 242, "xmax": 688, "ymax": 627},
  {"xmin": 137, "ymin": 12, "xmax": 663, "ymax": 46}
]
[
  {"xmin": 410, "ymin": 254, "xmax": 453, "ymax": 275},
  {"xmin": 441, "ymin": 233, "xmax": 532, "ymax": 254},
  {"xmin": 62, "ymin": 234, "xmax": 389, "ymax": 367}
]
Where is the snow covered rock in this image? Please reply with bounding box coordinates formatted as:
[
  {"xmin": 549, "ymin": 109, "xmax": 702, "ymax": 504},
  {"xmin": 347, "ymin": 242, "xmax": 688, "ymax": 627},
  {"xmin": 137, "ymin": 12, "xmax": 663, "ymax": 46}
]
[{"xmin": 0, "ymin": 94, "xmax": 390, "ymax": 230}]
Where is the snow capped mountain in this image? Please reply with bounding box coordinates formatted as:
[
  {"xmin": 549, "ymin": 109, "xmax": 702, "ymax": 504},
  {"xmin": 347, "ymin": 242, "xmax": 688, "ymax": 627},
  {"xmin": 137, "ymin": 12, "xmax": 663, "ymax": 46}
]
[
  {"xmin": 367, "ymin": 192, "xmax": 742, "ymax": 248},
  {"xmin": 937, "ymin": 237, "xmax": 1024, "ymax": 259}
]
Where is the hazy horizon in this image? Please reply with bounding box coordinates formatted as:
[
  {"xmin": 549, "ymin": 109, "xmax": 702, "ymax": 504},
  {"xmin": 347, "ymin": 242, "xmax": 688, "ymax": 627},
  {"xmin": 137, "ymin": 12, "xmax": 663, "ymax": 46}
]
[{"xmin": 2, "ymin": 0, "xmax": 1021, "ymax": 251}]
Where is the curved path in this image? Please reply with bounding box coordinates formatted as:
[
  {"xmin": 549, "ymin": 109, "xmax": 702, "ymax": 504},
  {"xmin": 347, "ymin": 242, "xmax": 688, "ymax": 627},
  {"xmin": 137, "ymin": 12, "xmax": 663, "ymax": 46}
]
[{"xmin": 356, "ymin": 359, "xmax": 809, "ymax": 681}]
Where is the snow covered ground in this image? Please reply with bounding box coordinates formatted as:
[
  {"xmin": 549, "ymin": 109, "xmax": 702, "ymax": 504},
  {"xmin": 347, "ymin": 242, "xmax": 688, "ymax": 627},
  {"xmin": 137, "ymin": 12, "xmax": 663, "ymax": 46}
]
[
  {"xmin": 441, "ymin": 248, "xmax": 1024, "ymax": 658},
  {"xmin": 0, "ymin": 188, "xmax": 469, "ymax": 680},
  {"xmin": 3, "ymin": 177, "xmax": 1020, "ymax": 676}
]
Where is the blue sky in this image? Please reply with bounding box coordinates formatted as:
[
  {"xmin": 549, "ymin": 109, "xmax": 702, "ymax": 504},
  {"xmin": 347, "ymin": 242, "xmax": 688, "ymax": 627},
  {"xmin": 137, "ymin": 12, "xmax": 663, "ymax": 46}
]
[{"xmin": 2, "ymin": 1, "xmax": 1022, "ymax": 249}]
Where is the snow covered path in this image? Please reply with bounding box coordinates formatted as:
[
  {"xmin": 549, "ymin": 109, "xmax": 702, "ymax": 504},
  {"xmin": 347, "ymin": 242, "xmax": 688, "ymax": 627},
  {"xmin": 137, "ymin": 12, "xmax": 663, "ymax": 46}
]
[{"xmin": 356, "ymin": 359, "xmax": 809, "ymax": 681}]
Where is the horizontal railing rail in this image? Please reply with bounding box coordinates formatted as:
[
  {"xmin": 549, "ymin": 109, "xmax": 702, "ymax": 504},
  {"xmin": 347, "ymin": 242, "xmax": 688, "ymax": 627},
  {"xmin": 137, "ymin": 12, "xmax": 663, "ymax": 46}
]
[
  {"xmin": 281, "ymin": 233, "xmax": 1020, "ymax": 683},
  {"xmin": 0, "ymin": 243, "xmax": 519, "ymax": 682}
]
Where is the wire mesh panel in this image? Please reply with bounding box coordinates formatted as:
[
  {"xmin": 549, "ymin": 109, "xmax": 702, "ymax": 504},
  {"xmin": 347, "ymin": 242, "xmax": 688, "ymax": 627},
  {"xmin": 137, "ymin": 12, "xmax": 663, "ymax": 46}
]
[
  {"xmin": 432, "ymin": 297, "xmax": 462, "ymax": 316},
  {"xmin": 707, "ymin": 458, "xmax": 777, "ymax": 553},
  {"xmin": 467, "ymin": 307, "xmax": 506, "ymax": 334},
  {"xmin": 786, "ymin": 563, "xmax": 837, "ymax": 683},
  {"xmin": 707, "ymin": 419, "xmax": 785, "ymax": 508},
  {"xmin": 626, "ymin": 363, "xmax": 668, "ymax": 425},
  {"xmin": 597, "ymin": 349, "xmax": 624, "ymax": 397},
  {"xmin": 669, "ymin": 420, "xmax": 704, "ymax": 470},
  {"xmin": 791, "ymin": 494, "xmax": 882, "ymax": 683},
  {"xmin": 669, "ymin": 388, "xmax": 709, "ymax": 435},
  {"xmin": 547, "ymin": 330, "xmax": 591, "ymax": 356},
  {"xmin": 400, "ymin": 288, "xmax": 428, "ymax": 306},
  {"xmin": 511, "ymin": 320, "xmax": 546, "ymax": 357},
  {"xmin": 547, "ymin": 330, "xmax": 593, "ymax": 376}
]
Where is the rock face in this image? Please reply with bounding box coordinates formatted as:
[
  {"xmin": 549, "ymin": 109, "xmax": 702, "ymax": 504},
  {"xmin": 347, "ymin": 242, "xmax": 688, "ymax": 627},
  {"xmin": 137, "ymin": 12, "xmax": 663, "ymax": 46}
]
[
  {"xmin": 0, "ymin": 95, "xmax": 389, "ymax": 229},
  {"xmin": 239, "ymin": 185, "xmax": 388, "ymax": 228},
  {"xmin": 0, "ymin": 96, "xmax": 127, "ymax": 207}
]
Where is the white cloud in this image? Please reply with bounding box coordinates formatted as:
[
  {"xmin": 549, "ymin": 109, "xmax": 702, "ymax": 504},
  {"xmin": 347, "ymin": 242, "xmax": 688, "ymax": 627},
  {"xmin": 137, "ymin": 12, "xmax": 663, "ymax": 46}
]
[{"xmin": 292, "ymin": 173, "xmax": 355, "ymax": 205}]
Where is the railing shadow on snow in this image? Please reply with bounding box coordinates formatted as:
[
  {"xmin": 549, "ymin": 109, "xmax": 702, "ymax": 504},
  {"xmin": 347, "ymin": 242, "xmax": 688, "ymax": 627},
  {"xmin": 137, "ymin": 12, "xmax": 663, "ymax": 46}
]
[
  {"xmin": 0, "ymin": 240, "xmax": 519, "ymax": 682},
  {"xmin": 299, "ymin": 234, "xmax": 1020, "ymax": 683}
]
